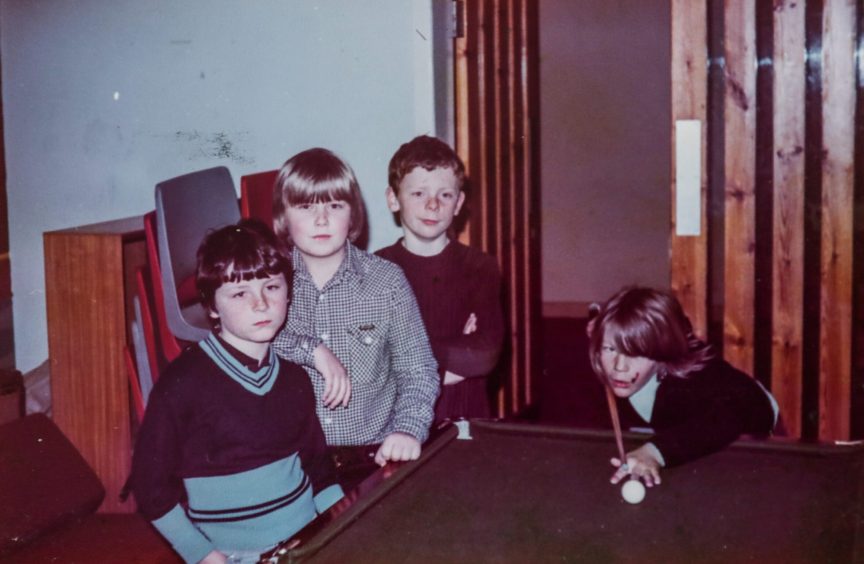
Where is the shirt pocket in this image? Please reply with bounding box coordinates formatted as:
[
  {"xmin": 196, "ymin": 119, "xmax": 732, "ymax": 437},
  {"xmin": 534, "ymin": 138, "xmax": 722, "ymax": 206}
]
[{"xmin": 345, "ymin": 322, "xmax": 387, "ymax": 384}]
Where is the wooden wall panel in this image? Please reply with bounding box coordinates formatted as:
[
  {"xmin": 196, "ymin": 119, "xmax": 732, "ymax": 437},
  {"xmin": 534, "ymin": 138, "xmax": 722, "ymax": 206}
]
[
  {"xmin": 670, "ymin": 0, "xmax": 709, "ymax": 340},
  {"xmin": 519, "ymin": 0, "xmax": 539, "ymax": 407},
  {"xmin": 818, "ymin": 0, "xmax": 856, "ymax": 440},
  {"xmin": 671, "ymin": 0, "xmax": 862, "ymax": 439},
  {"xmin": 455, "ymin": 0, "xmax": 539, "ymax": 417},
  {"xmin": 493, "ymin": 0, "xmax": 511, "ymax": 410},
  {"xmin": 722, "ymin": 0, "xmax": 757, "ymax": 375},
  {"xmin": 772, "ymin": 0, "xmax": 806, "ymax": 438}
]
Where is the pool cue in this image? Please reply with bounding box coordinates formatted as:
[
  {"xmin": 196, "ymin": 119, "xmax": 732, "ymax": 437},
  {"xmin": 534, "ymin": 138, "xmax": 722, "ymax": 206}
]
[{"xmin": 604, "ymin": 385, "xmax": 629, "ymax": 473}]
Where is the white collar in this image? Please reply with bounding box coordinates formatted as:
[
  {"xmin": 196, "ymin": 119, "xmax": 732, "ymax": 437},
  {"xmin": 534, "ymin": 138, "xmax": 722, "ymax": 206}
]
[{"xmin": 629, "ymin": 373, "xmax": 660, "ymax": 423}]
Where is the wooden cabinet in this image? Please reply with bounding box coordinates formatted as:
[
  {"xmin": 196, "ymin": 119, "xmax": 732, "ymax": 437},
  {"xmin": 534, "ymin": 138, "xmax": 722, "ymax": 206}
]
[{"xmin": 44, "ymin": 216, "xmax": 146, "ymax": 512}]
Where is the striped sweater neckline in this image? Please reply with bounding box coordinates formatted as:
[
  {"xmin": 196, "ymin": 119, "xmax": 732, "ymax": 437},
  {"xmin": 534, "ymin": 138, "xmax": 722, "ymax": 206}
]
[{"xmin": 200, "ymin": 333, "xmax": 279, "ymax": 396}]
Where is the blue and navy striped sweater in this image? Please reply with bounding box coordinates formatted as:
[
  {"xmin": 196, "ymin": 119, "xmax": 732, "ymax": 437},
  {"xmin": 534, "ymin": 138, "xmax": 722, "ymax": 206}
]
[{"xmin": 130, "ymin": 334, "xmax": 344, "ymax": 563}]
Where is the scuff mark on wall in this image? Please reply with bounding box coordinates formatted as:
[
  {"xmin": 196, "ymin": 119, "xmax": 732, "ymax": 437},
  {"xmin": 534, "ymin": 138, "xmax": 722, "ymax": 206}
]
[
  {"xmin": 209, "ymin": 132, "xmax": 234, "ymax": 159},
  {"xmin": 172, "ymin": 129, "xmax": 253, "ymax": 164}
]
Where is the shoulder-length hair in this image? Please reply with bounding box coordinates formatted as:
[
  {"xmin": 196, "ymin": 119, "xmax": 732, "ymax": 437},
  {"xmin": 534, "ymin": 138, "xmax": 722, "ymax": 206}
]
[
  {"xmin": 272, "ymin": 147, "xmax": 367, "ymax": 245},
  {"xmin": 588, "ymin": 286, "xmax": 713, "ymax": 379}
]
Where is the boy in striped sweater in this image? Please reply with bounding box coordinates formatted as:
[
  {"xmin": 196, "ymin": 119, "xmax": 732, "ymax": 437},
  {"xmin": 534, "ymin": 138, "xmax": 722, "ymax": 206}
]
[{"xmin": 130, "ymin": 220, "xmax": 343, "ymax": 564}]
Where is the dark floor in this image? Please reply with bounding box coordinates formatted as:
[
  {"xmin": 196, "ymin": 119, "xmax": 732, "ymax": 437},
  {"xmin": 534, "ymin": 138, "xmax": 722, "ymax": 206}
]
[{"xmin": 533, "ymin": 317, "xmax": 610, "ymax": 429}]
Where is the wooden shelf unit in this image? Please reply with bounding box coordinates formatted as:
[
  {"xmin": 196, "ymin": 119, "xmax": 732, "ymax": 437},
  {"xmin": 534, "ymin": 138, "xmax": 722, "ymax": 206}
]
[{"xmin": 44, "ymin": 216, "xmax": 146, "ymax": 513}]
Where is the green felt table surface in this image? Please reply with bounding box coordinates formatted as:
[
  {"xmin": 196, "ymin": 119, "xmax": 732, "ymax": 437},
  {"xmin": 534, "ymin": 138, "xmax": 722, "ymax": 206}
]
[{"xmin": 271, "ymin": 420, "xmax": 864, "ymax": 564}]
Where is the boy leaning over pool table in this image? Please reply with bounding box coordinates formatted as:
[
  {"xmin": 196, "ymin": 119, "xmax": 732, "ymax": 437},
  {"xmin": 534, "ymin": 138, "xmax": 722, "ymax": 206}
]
[{"xmin": 588, "ymin": 286, "xmax": 779, "ymax": 488}]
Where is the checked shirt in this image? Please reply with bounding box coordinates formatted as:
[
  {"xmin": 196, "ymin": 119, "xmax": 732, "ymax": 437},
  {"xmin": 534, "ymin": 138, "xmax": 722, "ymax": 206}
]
[{"xmin": 272, "ymin": 242, "xmax": 439, "ymax": 446}]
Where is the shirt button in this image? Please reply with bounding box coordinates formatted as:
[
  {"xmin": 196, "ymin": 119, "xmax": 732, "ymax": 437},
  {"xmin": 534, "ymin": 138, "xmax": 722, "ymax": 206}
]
[
  {"xmin": 321, "ymin": 332, "xmax": 329, "ymax": 341},
  {"xmin": 323, "ymin": 417, "xmax": 333, "ymax": 425},
  {"xmin": 318, "ymin": 294, "xmax": 326, "ymax": 302},
  {"xmin": 363, "ymin": 336, "xmax": 373, "ymax": 345}
]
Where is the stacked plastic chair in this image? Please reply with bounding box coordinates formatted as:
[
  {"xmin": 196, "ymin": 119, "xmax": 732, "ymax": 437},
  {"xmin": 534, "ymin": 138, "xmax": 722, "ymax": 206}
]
[{"xmin": 125, "ymin": 167, "xmax": 241, "ymax": 421}]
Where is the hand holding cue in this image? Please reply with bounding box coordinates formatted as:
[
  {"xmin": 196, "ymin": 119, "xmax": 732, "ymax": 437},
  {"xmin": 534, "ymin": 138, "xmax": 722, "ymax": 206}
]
[{"xmin": 605, "ymin": 385, "xmax": 628, "ymax": 473}]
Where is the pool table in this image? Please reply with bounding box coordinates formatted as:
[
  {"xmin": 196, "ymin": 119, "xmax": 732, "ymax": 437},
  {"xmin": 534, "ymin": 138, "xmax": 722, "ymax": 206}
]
[{"xmin": 266, "ymin": 420, "xmax": 864, "ymax": 563}]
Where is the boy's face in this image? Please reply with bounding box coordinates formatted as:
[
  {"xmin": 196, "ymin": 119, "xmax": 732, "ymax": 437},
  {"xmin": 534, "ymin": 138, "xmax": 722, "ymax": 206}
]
[
  {"xmin": 387, "ymin": 166, "xmax": 465, "ymax": 245},
  {"xmin": 211, "ymin": 272, "xmax": 289, "ymax": 358},
  {"xmin": 600, "ymin": 330, "xmax": 658, "ymax": 399},
  {"xmin": 284, "ymin": 200, "xmax": 351, "ymax": 263}
]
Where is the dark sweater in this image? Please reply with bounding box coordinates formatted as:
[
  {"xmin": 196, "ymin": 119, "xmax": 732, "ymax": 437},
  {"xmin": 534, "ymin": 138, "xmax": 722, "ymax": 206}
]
[
  {"xmin": 377, "ymin": 240, "xmax": 504, "ymax": 421},
  {"xmin": 618, "ymin": 357, "xmax": 776, "ymax": 467},
  {"xmin": 130, "ymin": 334, "xmax": 342, "ymax": 561}
]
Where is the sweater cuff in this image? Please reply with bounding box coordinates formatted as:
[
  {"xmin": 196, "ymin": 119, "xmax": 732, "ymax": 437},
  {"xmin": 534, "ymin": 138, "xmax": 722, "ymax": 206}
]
[
  {"xmin": 152, "ymin": 503, "xmax": 215, "ymax": 564},
  {"xmin": 314, "ymin": 484, "xmax": 345, "ymax": 514}
]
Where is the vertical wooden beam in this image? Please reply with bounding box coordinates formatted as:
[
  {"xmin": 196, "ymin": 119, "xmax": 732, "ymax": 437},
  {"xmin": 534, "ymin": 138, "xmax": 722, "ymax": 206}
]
[
  {"xmin": 455, "ymin": 0, "xmax": 470, "ymax": 213},
  {"xmin": 819, "ymin": 0, "xmax": 856, "ymax": 441},
  {"xmin": 670, "ymin": 0, "xmax": 709, "ymax": 339},
  {"xmin": 522, "ymin": 0, "xmax": 541, "ymax": 414},
  {"xmin": 852, "ymin": 0, "xmax": 864, "ymax": 440},
  {"xmin": 454, "ymin": 0, "xmax": 539, "ymax": 418},
  {"xmin": 505, "ymin": 0, "xmax": 525, "ymax": 407},
  {"xmin": 490, "ymin": 0, "xmax": 512, "ymax": 412},
  {"xmin": 519, "ymin": 0, "xmax": 540, "ymax": 408},
  {"xmin": 772, "ymin": 0, "xmax": 806, "ymax": 437},
  {"xmin": 723, "ymin": 0, "xmax": 757, "ymax": 374},
  {"xmin": 459, "ymin": 0, "xmax": 492, "ymax": 252},
  {"xmin": 481, "ymin": 1, "xmax": 497, "ymax": 258}
]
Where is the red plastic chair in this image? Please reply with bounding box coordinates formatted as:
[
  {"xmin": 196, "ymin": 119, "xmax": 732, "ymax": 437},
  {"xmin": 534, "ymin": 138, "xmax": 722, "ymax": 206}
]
[
  {"xmin": 143, "ymin": 211, "xmax": 184, "ymax": 362},
  {"xmin": 124, "ymin": 345, "xmax": 146, "ymax": 424},
  {"xmin": 240, "ymin": 169, "xmax": 279, "ymax": 228},
  {"xmin": 135, "ymin": 265, "xmax": 168, "ymax": 378}
]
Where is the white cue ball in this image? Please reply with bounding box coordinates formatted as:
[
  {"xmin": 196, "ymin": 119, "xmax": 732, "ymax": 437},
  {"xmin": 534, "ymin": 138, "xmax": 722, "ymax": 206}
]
[{"xmin": 621, "ymin": 479, "xmax": 646, "ymax": 504}]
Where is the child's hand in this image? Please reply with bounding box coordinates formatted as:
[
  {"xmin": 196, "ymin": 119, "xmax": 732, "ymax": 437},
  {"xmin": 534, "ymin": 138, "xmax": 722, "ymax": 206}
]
[
  {"xmin": 443, "ymin": 370, "xmax": 466, "ymax": 385},
  {"xmin": 440, "ymin": 314, "xmax": 476, "ymax": 385},
  {"xmin": 313, "ymin": 344, "xmax": 351, "ymax": 408},
  {"xmin": 610, "ymin": 443, "xmax": 662, "ymax": 487},
  {"xmin": 374, "ymin": 432, "xmax": 421, "ymax": 466},
  {"xmin": 463, "ymin": 313, "xmax": 477, "ymax": 335},
  {"xmin": 198, "ymin": 550, "xmax": 228, "ymax": 564}
]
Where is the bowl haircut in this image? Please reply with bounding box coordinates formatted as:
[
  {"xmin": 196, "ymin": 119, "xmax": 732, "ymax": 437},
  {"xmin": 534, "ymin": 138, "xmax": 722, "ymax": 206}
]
[
  {"xmin": 272, "ymin": 147, "xmax": 367, "ymax": 246},
  {"xmin": 196, "ymin": 219, "xmax": 292, "ymax": 315}
]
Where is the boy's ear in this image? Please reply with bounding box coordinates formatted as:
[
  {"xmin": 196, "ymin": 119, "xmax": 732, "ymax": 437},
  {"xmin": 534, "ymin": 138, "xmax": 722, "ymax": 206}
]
[
  {"xmin": 385, "ymin": 186, "xmax": 401, "ymax": 213},
  {"xmin": 454, "ymin": 190, "xmax": 466, "ymax": 216}
]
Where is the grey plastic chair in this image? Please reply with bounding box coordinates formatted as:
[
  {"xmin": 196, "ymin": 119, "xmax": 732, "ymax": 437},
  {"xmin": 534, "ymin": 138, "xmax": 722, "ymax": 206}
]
[{"xmin": 155, "ymin": 166, "xmax": 240, "ymax": 343}]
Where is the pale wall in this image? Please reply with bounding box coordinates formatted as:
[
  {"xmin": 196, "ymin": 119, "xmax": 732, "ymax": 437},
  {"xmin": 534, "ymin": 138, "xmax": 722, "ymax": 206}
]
[{"xmin": 1, "ymin": 0, "xmax": 442, "ymax": 373}]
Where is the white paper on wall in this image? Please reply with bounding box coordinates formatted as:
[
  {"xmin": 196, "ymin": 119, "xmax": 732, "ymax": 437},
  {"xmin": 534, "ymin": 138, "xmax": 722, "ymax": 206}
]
[{"xmin": 675, "ymin": 119, "xmax": 702, "ymax": 236}]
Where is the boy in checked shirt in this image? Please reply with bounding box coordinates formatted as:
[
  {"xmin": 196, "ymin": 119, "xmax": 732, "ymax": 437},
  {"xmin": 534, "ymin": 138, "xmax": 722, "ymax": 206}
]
[{"xmin": 271, "ymin": 147, "xmax": 439, "ymax": 489}]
